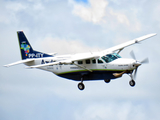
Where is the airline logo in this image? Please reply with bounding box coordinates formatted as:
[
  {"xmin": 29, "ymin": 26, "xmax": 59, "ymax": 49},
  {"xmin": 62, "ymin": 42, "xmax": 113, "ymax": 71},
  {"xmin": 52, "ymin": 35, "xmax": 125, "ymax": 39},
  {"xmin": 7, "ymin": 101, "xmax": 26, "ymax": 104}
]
[{"xmin": 21, "ymin": 42, "xmax": 30, "ymax": 56}]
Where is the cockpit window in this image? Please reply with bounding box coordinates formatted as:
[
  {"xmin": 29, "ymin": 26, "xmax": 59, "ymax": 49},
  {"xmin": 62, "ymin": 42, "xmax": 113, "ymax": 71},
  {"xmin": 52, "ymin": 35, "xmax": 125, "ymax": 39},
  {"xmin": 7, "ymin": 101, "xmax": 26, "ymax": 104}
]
[
  {"xmin": 101, "ymin": 53, "xmax": 121, "ymax": 63},
  {"xmin": 113, "ymin": 53, "xmax": 121, "ymax": 58}
]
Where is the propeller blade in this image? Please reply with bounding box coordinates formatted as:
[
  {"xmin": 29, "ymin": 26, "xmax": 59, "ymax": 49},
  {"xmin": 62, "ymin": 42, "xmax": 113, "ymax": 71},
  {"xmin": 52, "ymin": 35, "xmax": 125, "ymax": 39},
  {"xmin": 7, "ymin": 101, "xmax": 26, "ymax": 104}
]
[
  {"xmin": 130, "ymin": 50, "xmax": 136, "ymax": 60},
  {"xmin": 141, "ymin": 58, "xmax": 149, "ymax": 64}
]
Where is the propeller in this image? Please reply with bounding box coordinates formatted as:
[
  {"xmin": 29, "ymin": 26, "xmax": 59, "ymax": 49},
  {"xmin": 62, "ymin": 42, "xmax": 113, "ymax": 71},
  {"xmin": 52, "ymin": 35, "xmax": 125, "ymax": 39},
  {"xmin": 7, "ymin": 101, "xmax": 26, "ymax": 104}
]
[
  {"xmin": 130, "ymin": 50, "xmax": 136, "ymax": 60},
  {"xmin": 141, "ymin": 58, "xmax": 149, "ymax": 64},
  {"xmin": 130, "ymin": 51, "xmax": 149, "ymax": 79}
]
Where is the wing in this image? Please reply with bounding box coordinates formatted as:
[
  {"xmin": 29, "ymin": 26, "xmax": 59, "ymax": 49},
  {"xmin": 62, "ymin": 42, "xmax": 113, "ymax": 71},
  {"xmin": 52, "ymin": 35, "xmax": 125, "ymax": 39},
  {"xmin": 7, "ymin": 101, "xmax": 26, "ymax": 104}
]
[
  {"xmin": 101, "ymin": 33, "xmax": 157, "ymax": 55},
  {"xmin": 4, "ymin": 59, "xmax": 35, "ymax": 67}
]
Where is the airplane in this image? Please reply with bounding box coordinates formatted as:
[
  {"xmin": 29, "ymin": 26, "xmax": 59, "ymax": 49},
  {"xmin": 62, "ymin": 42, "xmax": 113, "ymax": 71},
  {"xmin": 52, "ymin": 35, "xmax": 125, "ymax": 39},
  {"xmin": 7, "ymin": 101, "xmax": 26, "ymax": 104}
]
[{"xmin": 4, "ymin": 31, "xmax": 156, "ymax": 90}]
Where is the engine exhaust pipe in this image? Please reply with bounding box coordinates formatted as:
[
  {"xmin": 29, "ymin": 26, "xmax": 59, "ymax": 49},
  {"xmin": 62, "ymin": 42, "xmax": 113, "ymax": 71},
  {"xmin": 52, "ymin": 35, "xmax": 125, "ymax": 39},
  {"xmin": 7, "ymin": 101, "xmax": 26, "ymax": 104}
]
[{"xmin": 113, "ymin": 70, "xmax": 129, "ymax": 78}]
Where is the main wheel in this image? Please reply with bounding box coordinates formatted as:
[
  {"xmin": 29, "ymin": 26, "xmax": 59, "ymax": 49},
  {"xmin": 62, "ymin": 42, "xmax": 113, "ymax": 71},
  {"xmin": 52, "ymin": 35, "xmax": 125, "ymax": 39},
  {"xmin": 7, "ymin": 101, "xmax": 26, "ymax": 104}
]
[
  {"xmin": 78, "ymin": 83, "xmax": 85, "ymax": 90},
  {"xmin": 129, "ymin": 80, "xmax": 135, "ymax": 87},
  {"xmin": 104, "ymin": 79, "xmax": 111, "ymax": 83}
]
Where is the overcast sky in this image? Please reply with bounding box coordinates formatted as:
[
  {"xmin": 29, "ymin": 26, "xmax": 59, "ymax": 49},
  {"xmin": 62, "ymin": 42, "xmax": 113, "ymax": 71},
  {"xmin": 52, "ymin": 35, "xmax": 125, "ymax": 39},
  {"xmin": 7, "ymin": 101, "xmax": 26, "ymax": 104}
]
[{"xmin": 0, "ymin": 0, "xmax": 160, "ymax": 120}]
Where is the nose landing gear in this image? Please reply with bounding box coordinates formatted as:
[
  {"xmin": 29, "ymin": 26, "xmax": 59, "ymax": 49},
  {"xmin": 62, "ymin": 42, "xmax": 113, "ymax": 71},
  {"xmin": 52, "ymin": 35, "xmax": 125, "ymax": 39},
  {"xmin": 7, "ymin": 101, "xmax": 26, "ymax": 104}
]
[
  {"xmin": 129, "ymin": 72, "xmax": 136, "ymax": 87},
  {"xmin": 129, "ymin": 80, "xmax": 135, "ymax": 87}
]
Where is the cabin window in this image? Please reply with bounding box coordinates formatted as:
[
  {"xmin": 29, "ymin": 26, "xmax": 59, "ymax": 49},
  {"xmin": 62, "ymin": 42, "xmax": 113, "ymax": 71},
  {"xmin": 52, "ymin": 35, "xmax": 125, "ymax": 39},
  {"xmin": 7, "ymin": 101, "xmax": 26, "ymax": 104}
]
[
  {"xmin": 92, "ymin": 59, "xmax": 96, "ymax": 64},
  {"xmin": 86, "ymin": 59, "xmax": 90, "ymax": 64},
  {"xmin": 98, "ymin": 59, "xmax": 103, "ymax": 64},
  {"xmin": 78, "ymin": 61, "xmax": 83, "ymax": 64}
]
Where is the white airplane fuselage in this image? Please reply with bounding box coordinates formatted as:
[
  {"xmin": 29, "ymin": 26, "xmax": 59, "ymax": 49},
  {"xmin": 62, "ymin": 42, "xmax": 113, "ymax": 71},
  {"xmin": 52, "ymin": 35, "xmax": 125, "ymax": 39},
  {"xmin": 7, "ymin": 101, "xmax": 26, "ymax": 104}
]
[{"xmin": 25, "ymin": 52, "xmax": 136, "ymax": 81}]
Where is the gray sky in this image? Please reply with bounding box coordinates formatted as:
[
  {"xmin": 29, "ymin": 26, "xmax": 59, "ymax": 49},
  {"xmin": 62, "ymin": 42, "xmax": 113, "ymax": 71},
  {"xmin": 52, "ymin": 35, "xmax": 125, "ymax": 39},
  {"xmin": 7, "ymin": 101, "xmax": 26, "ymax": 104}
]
[{"xmin": 0, "ymin": 0, "xmax": 160, "ymax": 120}]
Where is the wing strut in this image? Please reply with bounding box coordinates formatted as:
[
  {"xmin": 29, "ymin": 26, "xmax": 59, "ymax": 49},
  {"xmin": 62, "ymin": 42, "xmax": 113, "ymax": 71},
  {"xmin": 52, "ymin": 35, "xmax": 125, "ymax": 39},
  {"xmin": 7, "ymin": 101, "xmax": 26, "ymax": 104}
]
[{"xmin": 117, "ymin": 48, "xmax": 124, "ymax": 54}]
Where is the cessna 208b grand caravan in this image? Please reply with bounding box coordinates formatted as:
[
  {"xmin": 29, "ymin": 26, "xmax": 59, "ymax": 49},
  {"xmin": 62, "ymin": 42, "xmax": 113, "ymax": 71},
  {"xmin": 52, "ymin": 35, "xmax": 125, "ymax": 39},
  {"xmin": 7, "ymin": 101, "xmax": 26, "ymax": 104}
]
[{"xmin": 4, "ymin": 31, "xmax": 156, "ymax": 90}]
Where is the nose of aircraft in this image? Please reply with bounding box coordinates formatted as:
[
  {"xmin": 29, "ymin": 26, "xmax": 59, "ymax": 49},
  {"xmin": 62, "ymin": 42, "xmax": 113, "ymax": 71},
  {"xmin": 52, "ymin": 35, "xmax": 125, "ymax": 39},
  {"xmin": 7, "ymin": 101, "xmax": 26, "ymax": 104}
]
[{"xmin": 133, "ymin": 61, "xmax": 141, "ymax": 67}]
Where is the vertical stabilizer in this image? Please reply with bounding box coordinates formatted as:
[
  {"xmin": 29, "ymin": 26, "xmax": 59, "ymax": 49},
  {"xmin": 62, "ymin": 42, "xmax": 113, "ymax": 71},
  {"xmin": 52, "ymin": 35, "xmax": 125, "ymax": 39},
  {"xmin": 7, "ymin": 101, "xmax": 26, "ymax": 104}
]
[
  {"xmin": 17, "ymin": 31, "xmax": 52, "ymax": 59},
  {"xmin": 17, "ymin": 31, "xmax": 33, "ymax": 59}
]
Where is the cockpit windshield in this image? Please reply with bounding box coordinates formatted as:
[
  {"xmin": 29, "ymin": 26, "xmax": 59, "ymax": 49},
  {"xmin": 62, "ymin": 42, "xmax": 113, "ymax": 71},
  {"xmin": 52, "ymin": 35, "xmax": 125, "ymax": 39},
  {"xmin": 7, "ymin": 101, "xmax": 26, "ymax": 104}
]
[
  {"xmin": 101, "ymin": 53, "xmax": 121, "ymax": 63},
  {"xmin": 113, "ymin": 53, "xmax": 121, "ymax": 58}
]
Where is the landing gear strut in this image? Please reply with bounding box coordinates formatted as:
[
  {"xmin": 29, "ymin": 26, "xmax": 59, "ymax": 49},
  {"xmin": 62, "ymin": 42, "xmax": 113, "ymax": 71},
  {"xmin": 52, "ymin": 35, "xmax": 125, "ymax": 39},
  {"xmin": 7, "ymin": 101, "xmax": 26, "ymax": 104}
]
[{"xmin": 78, "ymin": 77, "xmax": 85, "ymax": 90}]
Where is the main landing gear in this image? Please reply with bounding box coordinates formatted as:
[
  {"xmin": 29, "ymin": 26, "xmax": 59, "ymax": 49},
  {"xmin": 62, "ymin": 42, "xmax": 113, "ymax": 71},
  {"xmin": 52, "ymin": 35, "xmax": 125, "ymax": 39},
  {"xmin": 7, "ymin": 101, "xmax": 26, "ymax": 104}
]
[
  {"xmin": 78, "ymin": 82, "xmax": 85, "ymax": 90},
  {"xmin": 77, "ymin": 79, "xmax": 111, "ymax": 90},
  {"xmin": 78, "ymin": 77, "xmax": 85, "ymax": 90}
]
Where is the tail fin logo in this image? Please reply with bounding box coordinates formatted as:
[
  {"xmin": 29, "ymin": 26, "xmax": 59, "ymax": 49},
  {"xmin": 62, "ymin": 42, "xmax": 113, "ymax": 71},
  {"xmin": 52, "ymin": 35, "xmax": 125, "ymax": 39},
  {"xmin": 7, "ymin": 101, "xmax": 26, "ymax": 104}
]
[{"xmin": 21, "ymin": 42, "xmax": 30, "ymax": 56}]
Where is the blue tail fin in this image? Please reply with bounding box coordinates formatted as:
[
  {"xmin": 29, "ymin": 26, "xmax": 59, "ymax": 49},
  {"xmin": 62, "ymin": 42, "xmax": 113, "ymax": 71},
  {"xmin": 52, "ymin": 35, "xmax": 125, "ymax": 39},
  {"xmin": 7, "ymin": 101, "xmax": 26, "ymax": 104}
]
[{"xmin": 17, "ymin": 31, "xmax": 53, "ymax": 60}]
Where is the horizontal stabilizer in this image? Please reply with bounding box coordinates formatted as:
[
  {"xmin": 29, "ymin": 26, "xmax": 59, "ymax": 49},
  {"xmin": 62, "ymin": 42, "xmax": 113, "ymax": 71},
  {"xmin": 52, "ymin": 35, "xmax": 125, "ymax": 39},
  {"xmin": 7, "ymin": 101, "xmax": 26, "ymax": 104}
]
[
  {"xmin": 4, "ymin": 59, "xmax": 35, "ymax": 67},
  {"xmin": 47, "ymin": 52, "xmax": 57, "ymax": 56}
]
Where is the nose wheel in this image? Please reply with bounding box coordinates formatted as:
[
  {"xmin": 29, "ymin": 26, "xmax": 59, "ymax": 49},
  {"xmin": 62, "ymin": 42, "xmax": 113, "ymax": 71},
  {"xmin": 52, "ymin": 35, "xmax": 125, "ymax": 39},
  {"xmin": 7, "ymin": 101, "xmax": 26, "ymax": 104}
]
[
  {"xmin": 129, "ymin": 72, "xmax": 136, "ymax": 87},
  {"xmin": 129, "ymin": 80, "xmax": 135, "ymax": 87}
]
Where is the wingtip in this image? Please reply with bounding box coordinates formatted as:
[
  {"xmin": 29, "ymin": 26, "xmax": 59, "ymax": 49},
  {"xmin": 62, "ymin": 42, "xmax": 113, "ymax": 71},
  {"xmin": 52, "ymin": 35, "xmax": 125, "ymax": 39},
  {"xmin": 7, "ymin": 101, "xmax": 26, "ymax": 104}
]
[
  {"xmin": 145, "ymin": 33, "xmax": 157, "ymax": 38},
  {"xmin": 3, "ymin": 65, "xmax": 9, "ymax": 67},
  {"xmin": 151, "ymin": 33, "xmax": 157, "ymax": 36}
]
